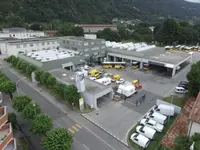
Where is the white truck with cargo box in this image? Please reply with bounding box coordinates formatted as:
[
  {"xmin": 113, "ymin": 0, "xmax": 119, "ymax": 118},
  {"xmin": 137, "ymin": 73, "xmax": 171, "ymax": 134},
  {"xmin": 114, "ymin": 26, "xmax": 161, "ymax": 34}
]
[
  {"xmin": 153, "ymin": 104, "xmax": 175, "ymax": 116},
  {"xmin": 140, "ymin": 118, "xmax": 164, "ymax": 132},
  {"xmin": 145, "ymin": 110, "xmax": 167, "ymax": 125},
  {"xmin": 136, "ymin": 125, "xmax": 156, "ymax": 139},
  {"xmin": 130, "ymin": 133, "xmax": 150, "ymax": 148},
  {"xmin": 116, "ymin": 83, "xmax": 137, "ymax": 97}
]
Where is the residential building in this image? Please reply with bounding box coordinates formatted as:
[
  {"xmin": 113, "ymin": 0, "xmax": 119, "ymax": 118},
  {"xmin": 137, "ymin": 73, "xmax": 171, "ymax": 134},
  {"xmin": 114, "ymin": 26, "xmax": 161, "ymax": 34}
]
[
  {"xmin": 0, "ymin": 106, "xmax": 17, "ymax": 150},
  {"xmin": 0, "ymin": 37, "xmax": 59, "ymax": 57},
  {"xmin": 0, "ymin": 28, "xmax": 45, "ymax": 39},
  {"xmin": 75, "ymin": 24, "xmax": 117, "ymax": 33},
  {"xmin": 188, "ymin": 92, "xmax": 200, "ymax": 137}
]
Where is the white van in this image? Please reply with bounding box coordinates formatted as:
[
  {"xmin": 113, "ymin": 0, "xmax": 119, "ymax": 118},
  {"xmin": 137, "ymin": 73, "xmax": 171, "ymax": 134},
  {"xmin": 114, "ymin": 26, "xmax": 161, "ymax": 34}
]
[
  {"xmin": 95, "ymin": 78, "xmax": 111, "ymax": 86},
  {"xmin": 145, "ymin": 110, "xmax": 167, "ymax": 125},
  {"xmin": 140, "ymin": 118, "xmax": 164, "ymax": 132},
  {"xmin": 136, "ymin": 125, "xmax": 156, "ymax": 139},
  {"xmin": 153, "ymin": 104, "xmax": 175, "ymax": 116},
  {"xmin": 117, "ymin": 84, "xmax": 137, "ymax": 97},
  {"xmin": 130, "ymin": 133, "xmax": 150, "ymax": 148}
]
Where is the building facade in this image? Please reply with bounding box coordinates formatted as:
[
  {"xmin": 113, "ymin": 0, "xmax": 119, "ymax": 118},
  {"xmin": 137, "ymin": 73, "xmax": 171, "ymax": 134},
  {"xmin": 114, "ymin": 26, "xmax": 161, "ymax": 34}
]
[
  {"xmin": 59, "ymin": 36, "xmax": 106, "ymax": 65},
  {"xmin": 0, "ymin": 106, "xmax": 17, "ymax": 150},
  {"xmin": 188, "ymin": 92, "xmax": 200, "ymax": 137},
  {"xmin": 0, "ymin": 37, "xmax": 59, "ymax": 57},
  {"xmin": 76, "ymin": 24, "xmax": 117, "ymax": 33},
  {"xmin": 0, "ymin": 28, "xmax": 45, "ymax": 39}
]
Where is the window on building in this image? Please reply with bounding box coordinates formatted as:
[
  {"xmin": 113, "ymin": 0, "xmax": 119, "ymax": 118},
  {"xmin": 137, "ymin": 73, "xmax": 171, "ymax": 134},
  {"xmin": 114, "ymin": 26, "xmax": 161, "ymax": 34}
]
[
  {"xmin": 42, "ymin": 42, "xmax": 45, "ymax": 45},
  {"xmin": 30, "ymin": 44, "xmax": 33, "ymax": 47},
  {"xmin": 23, "ymin": 44, "xmax": 27, "ymax": 48},
  {"xmin": 16, "ymin": 45, "xmax": 20, "ymax": 48},
  {"xmin": 47, "ymin": 42, "xmax": 50, "ymax": 45}
]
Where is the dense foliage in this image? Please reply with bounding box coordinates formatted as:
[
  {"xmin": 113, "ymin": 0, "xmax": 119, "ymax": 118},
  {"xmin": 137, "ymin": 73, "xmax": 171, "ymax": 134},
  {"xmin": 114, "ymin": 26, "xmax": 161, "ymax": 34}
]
[
  {"xmin": 174, "ymin": 133, "xmax": 200, "ymax": 150},
  {"xmin": 1, "ymin": 0, "xmax": 200, "ymax": 27},
  {"xmin": 30, "ymin": 114, "xmax": 53, "ymax": 135},
  {"xmin": 22, "ymin": 102, "xmax": 40, "ymax": 121},
  {"xmin": 187, "ymin": 61, "xmax": 200, "ymax": 97},
  {"xmin": 41, "ymin": 128, "xmax": 73, "ymax": 150},
  {"xmin": 12, "ymin": 95, "xmax": 31, "ymax": 112}
]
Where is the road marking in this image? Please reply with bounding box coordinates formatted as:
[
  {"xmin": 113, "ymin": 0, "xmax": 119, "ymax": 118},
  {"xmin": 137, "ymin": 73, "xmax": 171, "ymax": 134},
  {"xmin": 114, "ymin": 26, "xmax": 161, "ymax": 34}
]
[
  {"xmin": 164, "ymin": 86, "xmax": 176, "ymax": 97},
  {"xmin": 72, "ymin": 126, "xmax": 79, "ymax": 131},
  {"xmin": 68, "ymin": 128, "xmax": 75, "ymax": 134},
  {"xmin": 76, "ymin": 124, "xmax": 82, "ymax": 129},
  {"xmin": 73, "ymin": 119, "xmax": 116, "ymax": 150},
  {"xmin": 83, "ymin": 144, "xmax": 90, "ymax": 150}
]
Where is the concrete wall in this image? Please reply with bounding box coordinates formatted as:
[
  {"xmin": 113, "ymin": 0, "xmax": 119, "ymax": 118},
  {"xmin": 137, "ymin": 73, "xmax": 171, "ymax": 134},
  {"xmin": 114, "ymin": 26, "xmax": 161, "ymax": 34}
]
[
  {"xmin": 82, "ymin": 92, "xmax": 96, "ymax": 109},
  {"xmin": 156, "ymin": 99, "xmax": 181, "ymax": 114},
  {"xmin": 0, "ymin": 32, "xmax": 45, "ymax": 39},
  {"xmin": 188, "ymin": 121, "xmax": 200, "ymax": 137}
]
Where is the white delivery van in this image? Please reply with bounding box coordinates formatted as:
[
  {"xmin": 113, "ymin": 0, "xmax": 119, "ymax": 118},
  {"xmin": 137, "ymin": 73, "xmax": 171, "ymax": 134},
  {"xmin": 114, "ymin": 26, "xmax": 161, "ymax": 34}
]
[
  {"xmin": 95, "ymin": 78, "xmax": 111, "ymax": 86},
  {"xmin": 130, "ymin": 133, "xmax": 150, "ymax": 148},
  {"xmin": 145, "ymin": 110, "xmax": 167, "ymax": 125},
  {"xmin": 136, "ymin": 125, "xmax": 156, "ymax": 139},
  {"xmin": 116, "ymin": 84, "xmax": 137, "ymax": 97},
  {"xmin": 153, "ymin": 104, "xmax": 175, "ymax": 116},
  {"xmin": 140, "ymin": 118, "xmax": 164, "ymax": 132}
]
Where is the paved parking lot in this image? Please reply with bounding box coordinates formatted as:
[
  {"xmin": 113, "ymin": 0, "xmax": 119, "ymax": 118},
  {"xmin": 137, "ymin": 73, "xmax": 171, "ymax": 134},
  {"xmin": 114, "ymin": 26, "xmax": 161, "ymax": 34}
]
[{"xmin": 82, "ymin": 89, "xmax": 158, "ymax": 146}]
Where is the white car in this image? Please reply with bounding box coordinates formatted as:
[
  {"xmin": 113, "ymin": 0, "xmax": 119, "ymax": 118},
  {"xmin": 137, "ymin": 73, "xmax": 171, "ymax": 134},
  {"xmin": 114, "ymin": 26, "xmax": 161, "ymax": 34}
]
[
  {"xmin": 116, "ymin": 78, "xmax": 125, "ymax": 84},
  {"xmin": 140, "ymin": 118, "xmax": 164, "ymax": 132},
  {"xmin": 84, "ymin": 65, "xmax": 91, "ymax": 70},
  {"xmin": 89, "ymin": 76, "xmax": 96, "ymax": 80},
  {"xmin": 136, "ymin": 125, "xmax": 156, "ymax": 139},
  {"xmin": 130, "ymin": 133, "xmax": 150, "ymax": 148}
]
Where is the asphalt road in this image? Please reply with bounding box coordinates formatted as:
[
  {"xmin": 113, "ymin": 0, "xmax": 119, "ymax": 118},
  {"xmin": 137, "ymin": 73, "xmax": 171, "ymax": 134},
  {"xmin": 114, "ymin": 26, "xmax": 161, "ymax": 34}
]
[{"xmin": 1, "ymin": 66, "xmax": 129, "ymax": 150}]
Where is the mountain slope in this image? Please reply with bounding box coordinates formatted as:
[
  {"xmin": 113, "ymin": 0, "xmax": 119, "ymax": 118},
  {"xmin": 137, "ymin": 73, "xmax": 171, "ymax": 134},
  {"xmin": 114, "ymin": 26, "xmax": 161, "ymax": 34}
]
[{"xmin": 1, "ymin": 0, "xmax": 200, "ymax": 23}]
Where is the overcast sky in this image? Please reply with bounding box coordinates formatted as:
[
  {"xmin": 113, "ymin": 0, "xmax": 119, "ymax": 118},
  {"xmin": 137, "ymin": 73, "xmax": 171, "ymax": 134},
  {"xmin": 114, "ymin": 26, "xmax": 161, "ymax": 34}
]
[{"xmin": 185, "ymin": 0, "xmax": 200, "ymax": 3}]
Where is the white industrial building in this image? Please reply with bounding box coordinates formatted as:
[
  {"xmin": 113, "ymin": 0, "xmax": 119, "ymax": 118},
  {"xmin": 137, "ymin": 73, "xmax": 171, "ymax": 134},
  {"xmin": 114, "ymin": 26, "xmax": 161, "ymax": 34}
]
[
  {"xmin": 0, "ymin": 37, "xmax": 59, "ymax": 57},
  {"xmin": 0, "ymin": 28, "xmax": 45, "ymax": 39}
]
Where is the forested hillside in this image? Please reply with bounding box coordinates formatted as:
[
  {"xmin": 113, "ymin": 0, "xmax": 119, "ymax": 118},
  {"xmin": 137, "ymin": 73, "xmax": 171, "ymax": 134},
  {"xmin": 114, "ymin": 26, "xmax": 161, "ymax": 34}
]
[{"xmin": 1, "ymin": 0, "xmax": 200, "ymax": 24}]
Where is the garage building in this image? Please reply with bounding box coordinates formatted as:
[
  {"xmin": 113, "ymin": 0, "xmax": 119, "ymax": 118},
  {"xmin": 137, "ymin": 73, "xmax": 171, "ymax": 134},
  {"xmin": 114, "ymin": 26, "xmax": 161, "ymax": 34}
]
[
  {"xmin": 107, "ymin": 47, "xmax": 192, "ymax": 77},
  {"xmin": 50, "ymin": 68, "xmax": 114, "ymax": 109}
]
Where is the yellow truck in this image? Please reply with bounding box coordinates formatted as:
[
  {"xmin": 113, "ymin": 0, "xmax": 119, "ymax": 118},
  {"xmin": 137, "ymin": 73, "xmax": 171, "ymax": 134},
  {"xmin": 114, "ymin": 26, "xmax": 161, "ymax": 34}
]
[
  {"xmin": 88, "ymin": 69, "xmax": 100, "ymax": 78},
  {"xmin": 114, "ymin": 74, "xmax": 121, "ymax": 81}
]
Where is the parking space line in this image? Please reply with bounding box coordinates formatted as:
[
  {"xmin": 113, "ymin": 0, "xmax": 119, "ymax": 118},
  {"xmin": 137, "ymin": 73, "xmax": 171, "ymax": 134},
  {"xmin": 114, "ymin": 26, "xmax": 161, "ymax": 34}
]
[
  {"xmin": 68, "ymin": 128, "xmax": 75, "ymax": 134},
  {"xmin": 76, "ymin": 124, "xmax": 82, "ymax": 129},
  {"xmin": 72, "ymin": 126, "xmax": 79, "ymax": 131}
]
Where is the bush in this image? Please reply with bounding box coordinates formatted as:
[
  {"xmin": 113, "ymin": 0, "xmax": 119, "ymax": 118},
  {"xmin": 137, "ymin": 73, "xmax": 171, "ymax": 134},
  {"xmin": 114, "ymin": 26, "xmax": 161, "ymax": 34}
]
[{"xmin": 12, "ymin": 95, "xmax": 32, "ymax": 112}]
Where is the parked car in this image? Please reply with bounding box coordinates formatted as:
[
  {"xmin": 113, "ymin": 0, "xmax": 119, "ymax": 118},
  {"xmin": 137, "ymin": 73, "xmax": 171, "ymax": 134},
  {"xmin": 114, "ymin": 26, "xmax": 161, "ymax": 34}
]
[
  {"xmin": 130, "ymin": 133, "xmax": 150, "ymax": 148},
  {"xmin": 145, "ymin": 110, "xmax": 167, "ymax": 125},
  {"xmin": 140, "ymin": 118, "xmax": 164, "ymax": 132},
  {"xmin": 153, "ymin": 104, "xmax": 175, "ymax": 116},
  {"xmin": 175, "ymin": 81, "xmax": 188, "ymax": 94},
  {"xmin": 136, "ymin": 125, "xmax": 156, "ymax": 139},
  {"xmin": 84, "ymin": 65, "xmax": 91, "ymax": 70},
  {"xmin": 116, "ymin": 78, "xmax": 125, "ymax": 84}
]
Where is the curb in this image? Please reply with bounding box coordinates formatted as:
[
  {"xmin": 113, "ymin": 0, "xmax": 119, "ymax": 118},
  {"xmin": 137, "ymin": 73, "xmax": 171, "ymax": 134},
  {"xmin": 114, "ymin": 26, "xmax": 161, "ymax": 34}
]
[{"xmin": 81, "ymin": 114, "xmax": 129, "ymax": 148}]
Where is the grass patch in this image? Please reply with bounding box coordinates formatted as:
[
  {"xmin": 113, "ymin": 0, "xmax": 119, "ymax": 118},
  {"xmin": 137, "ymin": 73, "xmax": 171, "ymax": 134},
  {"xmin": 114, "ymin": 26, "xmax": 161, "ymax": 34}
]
[
  {"xmin": 128, "ymin": 116, "xmax": 177, "ymax": 150},
  {"xmin": 162, "ymin": 96, "xmax": 188, "ymax": 107}
]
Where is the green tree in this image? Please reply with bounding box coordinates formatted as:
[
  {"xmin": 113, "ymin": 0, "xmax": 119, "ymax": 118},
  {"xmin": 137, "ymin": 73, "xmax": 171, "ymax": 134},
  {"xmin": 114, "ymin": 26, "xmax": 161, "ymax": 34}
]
[
  {"xmin": 30, "ymin": 114, "xmax": 53, "ymax": 135},
  {"xmin": 97, "ymin": 28, "xmax": 121, "ymax": 42},
  {"xmin": 30, "ymin": 23, "xmax": 42, "ymax": 30},
  {"xmin": 6, "ymin": 55, "xmax": 16, "ymax": 63},
  {"xmin": 46, "ymin": 75, "xmax": 56, "ymax": 88},
  {"xmin": 26, "ymin": 65, "xmax": 36, "ymax": 76},
  {"xmin": 53, "ymin": 82, "xmax": 65, "ymax": 98},
  {"xmin": 64, "ymin": 85, "xmax": 81, "ymax": 105},
  {"xmin": 34, "ymin": 70, "xmax": 42, "ymax": 82},
  {"xmin": 41, "ymin": 128, "xmax": 73, "ymax": 150},
  {"xmin": 8, "ymin": 112, "xmax": 17, "ymax": 129},
  {"xmin": 57, "ymin": 22, "xmax": 74, "ymax": 36},
  {"xmin": 11, "ymin": 57, "xmax": 20, "ymax": 67},
  {"xmin": 0, "ymin": 81, "xmax": 16, "ymax": 99},
  {"xmin": 187, "ymin": 61, "xmax": 200, "ymax": 97},
  {"xmin": 71, "ymin": 26, "xmax": 84, "ymax": 36},
  {"xmin": 174, "ymin": 135, "xmax": 191, "ymax": 150},
  {"xmin": 12, "ymin": 95, "xmax": 31, "ymax": 112},
  {"xmin": 22, "ymin": 102, "xmax": 40, "ymax": 121},
  {"xmin": 40, "ymin": 72, "xmax": 51, "ymax": 86}
]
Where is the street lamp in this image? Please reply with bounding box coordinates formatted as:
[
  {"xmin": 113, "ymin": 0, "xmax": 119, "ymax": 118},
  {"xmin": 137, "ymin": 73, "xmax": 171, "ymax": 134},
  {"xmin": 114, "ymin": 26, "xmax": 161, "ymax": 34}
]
[
  {"xmin": 170, "ymin": 93, "xmax": 174, "ymax": 104},
  {"xmin": 16, "ymin": 77, "xmax": 26, "ymax": 96},
  {"xmin": 33, "ymin": 103, "xmax": 36, "ymax": 116}
]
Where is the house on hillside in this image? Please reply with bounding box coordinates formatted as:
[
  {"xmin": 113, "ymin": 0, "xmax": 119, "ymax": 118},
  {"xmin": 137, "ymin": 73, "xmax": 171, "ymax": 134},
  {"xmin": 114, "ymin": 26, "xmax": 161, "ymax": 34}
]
[{"xmin": 188, "ymin": 92, "xmax": 200, "ymax": 136}]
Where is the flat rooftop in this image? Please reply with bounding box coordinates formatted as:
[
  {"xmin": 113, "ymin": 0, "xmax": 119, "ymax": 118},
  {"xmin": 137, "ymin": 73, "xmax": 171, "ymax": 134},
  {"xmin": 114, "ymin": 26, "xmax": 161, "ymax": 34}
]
[
  {"xmin": 49, "ymin": 69, "xmax": 110, "ymax": 94},
  {"xmin": 59, "ymin": 36, "xmax": 105, "ymax": 42},
  {"xmin": 6, "ymin": 37, "xmax": 58, "ymax": 44},
  {"xmin": 108, "ymin": 47, "xmax": 191, "ymax": 65}
]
